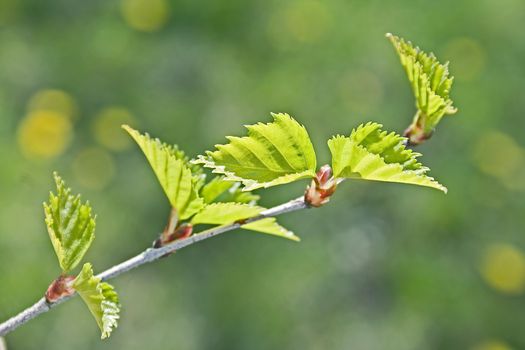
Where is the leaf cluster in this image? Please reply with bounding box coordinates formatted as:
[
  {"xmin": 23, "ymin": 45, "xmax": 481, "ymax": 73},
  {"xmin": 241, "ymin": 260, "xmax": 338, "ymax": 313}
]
[
  {"xmin": 36, "ymin": 33, "xmax": 456, "ymax": 341},
  {"xmin": 387, "ymin": 33, "xmax": 457, "ymax": 143},
  {"xmin": 124, "ymin": 102, "xmax": 447, "ymax": 244},
  {"xmin": 44, "ymin": 173, "xmax": 120, "ymax": 339}
]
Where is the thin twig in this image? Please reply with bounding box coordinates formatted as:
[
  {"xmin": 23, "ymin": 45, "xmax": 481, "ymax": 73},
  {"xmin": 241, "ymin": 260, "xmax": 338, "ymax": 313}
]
[{"xmin": 0, "ymin": 196, "xmax": 308, "ymax": 337}]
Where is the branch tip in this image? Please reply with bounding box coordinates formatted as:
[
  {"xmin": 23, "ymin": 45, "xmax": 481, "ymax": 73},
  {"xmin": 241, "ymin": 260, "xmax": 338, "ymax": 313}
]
[{"xmin": 304, "ymin": 165, "xmax": 337, "ymax": 207}]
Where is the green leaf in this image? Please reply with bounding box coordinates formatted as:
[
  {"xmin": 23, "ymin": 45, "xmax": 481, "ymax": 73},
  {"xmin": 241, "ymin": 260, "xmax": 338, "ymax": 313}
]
[
  {"xmin": 243, "ymin": 218, "xmax": 300, "ymax": 241},
  {"xmin": 200, "ymin": 176, "xmax": 260, "ymax": 204},
  {"xmin": 228, "ymin": 187, "xmax": 261, "ymax": 204},
  {"xmin": 194, "ymin": 113, "xmax": 317, "ymax": 191},
  {"xmin": 191, "ymin": 203, "xmax": 298, "ymax": 241},
  {"xmin": 191, "ymin": 202, "xmax": 262, "ymax": 225},
  {"xmin": 72, "ymin": 263, "xmax": 120, "ymax": 339},
  {"xmin": 328, "ymin": 122, "xmax": 447, "ymax": 192},
  {"xmin": 387, "ymin": 33, "xmax": 457, "ymax": 136},
  {"xmin": 123, "ymin": 125, "xmax": 204, "ymax": 220},
  {"xmin": 44, "ymin": 173, "xmax": 96, "ymax": 273}
]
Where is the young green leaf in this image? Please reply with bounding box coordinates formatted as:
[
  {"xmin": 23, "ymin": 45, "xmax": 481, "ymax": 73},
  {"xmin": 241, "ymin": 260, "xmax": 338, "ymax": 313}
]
[
  {"xmin": 194, "ymin": 113, "xmax": 317, "ymax": 191},
  {"xmin": 191, "ymin": 203, "xmax": 299, "ymax": 241},
  {"xmin": 72, "ymin": 263, "xmax": 120, "ymax": 339},
  {"xmin": 44, "ymin": 173, "xmax": 96, "ymax": 273},
  {"xmin": 387, "ymin": 33, "xmax": 457, "ymax": 143},
  {"xmin": 191, "ymin": 202, "xmax": 261, "ymax": 225},
  {"xmin": 200, "ymin": 176, "xmax": 260, "ymax": 204},
  {"xmin": 328, "ymin": 122, "xmax": 447, "ymax": 192},
  {"xmin": 242, "ymin": 218, "xmax": 299, "ymax": 242},
  {"xmin": 123, "ymin": 125, "xmax": 204, "ymax": 220}
]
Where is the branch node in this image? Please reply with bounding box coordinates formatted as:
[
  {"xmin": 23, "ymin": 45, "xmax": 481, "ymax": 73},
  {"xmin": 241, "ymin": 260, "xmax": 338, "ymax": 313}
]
[
  {"xmin": 153, "ymin": 223, "xmax": 193, "ymax": 249},
  {"xmin": 403, "ymin": 112, "xmax": 434, "ymax": 146},
  {"xmin": 304, "ymin": 165, "xmax": 337, "ymax": 207},
  {"xmin": 45, "ymin": 275, "xmax": 75, "ymax": 303}
]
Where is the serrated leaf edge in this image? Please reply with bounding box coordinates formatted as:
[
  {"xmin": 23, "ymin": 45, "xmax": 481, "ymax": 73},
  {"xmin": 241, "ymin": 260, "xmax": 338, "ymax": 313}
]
[
  {"xmin": 193, "ymin": 155, "xmax": 314, "ymax": 191},
  {"xmin": 72, "ymin": 263, "xmax": 120, "ymax": 339}
]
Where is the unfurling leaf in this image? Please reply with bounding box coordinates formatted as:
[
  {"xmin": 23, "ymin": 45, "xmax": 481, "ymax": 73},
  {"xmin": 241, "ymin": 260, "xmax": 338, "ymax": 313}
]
[
  {"xmin": 191, "ymin": 202, "xmax": 299, "ymax": 241},
  {"xmin": 123, "ymin": 125, "xmax": 204, "ymax": 220},
  {"xmin": 200, "ymin": 176, "xmax": 260, "ymax": 204},
  {"xmin": 72, "ymin": 263, "xmax": 120, "ymax": 339},
  {"xmin": 328, "ymin": 122, "xmax": 447, "ymax": 192},
  {"xmin": 44, "ymin": 173, "xmax": 96, "ymax": 273},
  {"xmin": 194, "ymin": 113, "xmax": 317, "ymax": 191},
  {"xmin": 387, "ymin": 33, "xmax": 457, "ymax": 144}
]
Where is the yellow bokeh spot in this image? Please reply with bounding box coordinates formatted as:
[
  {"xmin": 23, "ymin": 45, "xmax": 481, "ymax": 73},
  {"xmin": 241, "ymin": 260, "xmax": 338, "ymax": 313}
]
[
  {"xmin": 121, "ymin": 0, "xmax": 169, "ymax": 32},
  {"xmin": 17, "ymin": 111, "xmax": 73, "ymax": 159},
  {"xmin": 92, "ymin": 107, "xmax": 136, "ymax": 152},
  {"xmin": 27, "ymin": 89, "xmax": 77, "ymax": 119},
  {"xmin": 473, "ymin": 340, "xmax": 513, "ymax": 350},
  {"xmin": 481, "ymin": 243, "xmax": 525, "ymax": 295},
  {"xmin": 472, "ymin": 131, "xmax": 525, "ymax": 191},
  {"xmin": 444, "ymin": 37, "xmax": 486, "ymax": 81},
  {"xmin": 72, "ymin": 147, "xmax": 116, "ymax": 190},
  {"xmin": 0, "ymin": 0, "xmax": 20, "ymax": 25},
  {"xmin": 268, "ymin": 1, "xmax": 332, "ymax": 48}
]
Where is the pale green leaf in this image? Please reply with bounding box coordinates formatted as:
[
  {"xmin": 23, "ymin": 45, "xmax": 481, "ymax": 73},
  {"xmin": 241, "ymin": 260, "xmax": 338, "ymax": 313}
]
[
  {"xmin": 123, "ymin": 125, "xmax": 204, "ymax": 219},
  {"xmin": 387, "ymin": 33, "xmax": 457, "ymax": 134},
  {"xmin": 194, "ymin": 113, "xmax": 317, "ymax": 191},
  {"xmin": 201, "ymin": 176, "xmax": 260, "ymax": 204},
  {"xmin": 191, "ymin": 202, "xmax": 262, "ymax": 225},
  {"xmin": 191, "ymin": 203, "xmax": 298, "ymax": 241},
  {"xmin": 72, "ymin": 263, "xmax": 120, "ymax": 339},
  {"xmin": 243, "ymin": 218, "xmax": 299, "ymax": 241},
  {"xmin": 228, "ymin": 188, "xmax": 261, "ymax": 204},
  {"xmin": 44, "ymin": 173, "xmax": 96, "ymax": 273},
  {"xmin": 329, "ymin": 122, "xmax": 447, "ymax": 192}
]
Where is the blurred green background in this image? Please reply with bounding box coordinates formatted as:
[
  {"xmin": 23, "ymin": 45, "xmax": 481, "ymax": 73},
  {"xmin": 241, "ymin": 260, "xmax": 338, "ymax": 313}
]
[{"xmin": 1, "ymin": 0, "xmax": 525, "ymax": 349}]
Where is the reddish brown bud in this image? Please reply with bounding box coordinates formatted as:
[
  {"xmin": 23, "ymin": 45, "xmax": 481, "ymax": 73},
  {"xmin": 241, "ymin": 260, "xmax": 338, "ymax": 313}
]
[
  {"xmin": 304, "ymin": 165, "xmax": 337, "ymax": 207},
  {"xmin": 45, "ymin": 275, "xmax": 75, "ymax": 303},
  {"xmin": 169, "ymin": 223, "xmax": 193, "ymax": 241},
  {"xmin": 316, "ymin": 164, "xmax": 333, "ymax": 185},
  {"xmin": 154, "ymin": 223, "xmax": 193, "ymax": 248},
  {"xmin": 403, "ymin": 122, "xmax": 433, "ymax": 146}
]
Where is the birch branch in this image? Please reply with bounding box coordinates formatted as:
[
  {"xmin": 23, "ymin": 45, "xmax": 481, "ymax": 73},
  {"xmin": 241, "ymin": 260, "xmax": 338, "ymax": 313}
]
[{"xmin": 0, "ymin": 196, "xmax": 308, "ymax": 337}]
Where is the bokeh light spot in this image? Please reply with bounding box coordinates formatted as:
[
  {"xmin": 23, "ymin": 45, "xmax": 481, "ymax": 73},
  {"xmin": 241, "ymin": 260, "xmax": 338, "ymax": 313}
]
[
  {"xmin": 473, "ymin": 340, "xmax": 513, "ymax": 350},
  {"xmin": 0, "ymin": 0, "xmax": 20, "ymax": 25},
  {"xmin": 268, "ymin": 1, "xmax": 332, "ymax": 48},
  {"xmin": 17, "ymin": 111, "xmax": 73, "ymax": 159},
  {"xmin": 27, "ymin": 89, "xmax": 77, "ymax": 120},
  {"xmin": 121, "ymin": 0, "xmax": 169, "ymax": 32},
  {"xmin": 472, "ymin": 131, "xmax": 525, "ymax": 191},
  {"xmin": 92, "ymin": 107, "xmax": 137, "ymax": 151},
  {"xmin": 481, "ymin": 243, "xmax": 525, "ymax": 295},
  {"xmin": 444, "ymin": 37, "xmax": 486, "ymax": 81},
  {"xmin": 72, "ymin": 147, "xmax": 116, "ymax": 190}
]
